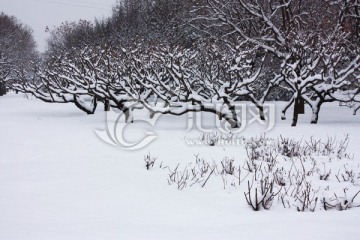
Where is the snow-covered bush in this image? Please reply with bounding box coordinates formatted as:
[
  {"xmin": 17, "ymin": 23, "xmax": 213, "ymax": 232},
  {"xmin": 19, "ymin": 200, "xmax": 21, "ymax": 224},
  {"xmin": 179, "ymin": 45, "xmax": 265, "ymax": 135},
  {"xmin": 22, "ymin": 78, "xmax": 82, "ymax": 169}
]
[
  {"xmin": 323, "ymin": 190, "xmax": 360, "ymax": 211},
  {"xmin": 244, "ymin": 176, "xmax": 281, "ymax": 211},
  {"xmin": 144, "ymin": 153, "xmax": 157, "ymax": 170}
]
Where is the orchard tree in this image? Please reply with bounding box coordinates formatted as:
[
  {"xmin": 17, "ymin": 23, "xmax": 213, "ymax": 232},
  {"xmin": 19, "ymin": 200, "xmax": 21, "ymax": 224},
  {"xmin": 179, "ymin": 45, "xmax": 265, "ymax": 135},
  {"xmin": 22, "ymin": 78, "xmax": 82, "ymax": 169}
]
[
  {"xmin": 109, "ymin": 0, "xmax": 206, "ymax": 46},
  {"xmin": 15, "ymin": 47, "xmax": 101, "ymax": 115},
  {"xmin": 0, "ymin": 12, "xmax": 38, "ymax": 95},
  {"xmin": 193, "ymin": 0, "xmax": 360, "ymax": 126},
  {"xmin": 45, "ymin": 20, "xmax": 99, "ymax": 58}
]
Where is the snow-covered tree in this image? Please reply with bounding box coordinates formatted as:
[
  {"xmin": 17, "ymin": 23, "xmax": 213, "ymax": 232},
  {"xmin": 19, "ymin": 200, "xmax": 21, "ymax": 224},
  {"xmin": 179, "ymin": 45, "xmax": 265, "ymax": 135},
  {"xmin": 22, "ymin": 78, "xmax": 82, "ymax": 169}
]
[
  {"xmin": 14, "ymin": 50, "xmax": 98, "ymax": 114},
  {"xmin": 109, "ymin": 42, "xmax": 276, "ymax": 128},
  {"xmin": 0, "ymin": 12, "xmax": 37, "ymax": 95},
  {"xmin": 110, "ymin": 0, "xmax": 205, "ymax": 46},
  {"xmin": 194, "ymin": 0, "xmax": 360, "ymax": 126}
]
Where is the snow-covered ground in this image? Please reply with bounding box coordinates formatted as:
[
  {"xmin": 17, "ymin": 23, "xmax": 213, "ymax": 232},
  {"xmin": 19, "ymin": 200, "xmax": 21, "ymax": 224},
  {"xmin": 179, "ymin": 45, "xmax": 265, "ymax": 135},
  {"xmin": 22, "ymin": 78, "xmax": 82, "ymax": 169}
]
[{"xmin": 1, "ymin": 92, "xmax": 360, "ymax": 240}]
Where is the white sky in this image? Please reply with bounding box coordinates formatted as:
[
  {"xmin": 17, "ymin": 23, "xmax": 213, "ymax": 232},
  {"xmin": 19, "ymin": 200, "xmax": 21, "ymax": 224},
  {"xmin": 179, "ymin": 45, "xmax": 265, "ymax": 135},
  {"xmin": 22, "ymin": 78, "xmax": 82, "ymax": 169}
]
[{"xmin": 1, "ymin": 0, "xmax": 117, "ymax": 52}]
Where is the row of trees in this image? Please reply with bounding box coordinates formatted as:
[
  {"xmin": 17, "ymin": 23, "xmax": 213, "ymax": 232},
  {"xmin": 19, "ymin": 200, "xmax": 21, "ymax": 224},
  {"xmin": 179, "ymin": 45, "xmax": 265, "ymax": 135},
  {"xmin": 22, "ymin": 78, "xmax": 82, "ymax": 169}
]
[
  {"xmin": 44, "ymin": 0, "xmax": 205, "ymax": 56},
  {"xmin": 5, "ymin": 0, "xmax": 360, "ymax": 126},
  {"xmin": 15, "ymin": 43, "xmax": 273, "ymax": 128}
]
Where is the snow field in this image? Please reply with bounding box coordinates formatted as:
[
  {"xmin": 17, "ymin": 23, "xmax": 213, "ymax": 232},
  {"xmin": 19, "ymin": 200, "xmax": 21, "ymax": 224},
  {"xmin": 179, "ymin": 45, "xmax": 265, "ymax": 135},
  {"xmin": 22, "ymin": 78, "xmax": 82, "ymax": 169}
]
[{"xmin": 1, "ymin": 93, "xmax": 360, "ymax": 240}]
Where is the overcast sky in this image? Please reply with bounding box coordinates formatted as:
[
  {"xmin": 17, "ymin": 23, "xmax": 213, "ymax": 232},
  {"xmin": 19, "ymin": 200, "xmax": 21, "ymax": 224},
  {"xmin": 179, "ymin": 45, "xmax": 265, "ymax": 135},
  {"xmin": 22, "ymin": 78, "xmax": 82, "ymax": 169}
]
[{"xmin": 1, "ymin": 0, "xmax": 117, "ymax": 52}]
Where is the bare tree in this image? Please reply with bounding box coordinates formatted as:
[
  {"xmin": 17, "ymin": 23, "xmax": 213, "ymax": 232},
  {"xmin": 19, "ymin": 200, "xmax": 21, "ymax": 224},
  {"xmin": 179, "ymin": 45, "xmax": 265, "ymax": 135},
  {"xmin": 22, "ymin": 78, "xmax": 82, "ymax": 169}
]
[
  {"xmin": 0, "ymin": 12, "xmax": 38, "ymax": 95},
  {"xmin": 193, "ymin": 0, "xmax": 360, "ymax": 126},
  {"xmin": 14, "ymin": 47, "xmax": 101, "ymax": 114}
]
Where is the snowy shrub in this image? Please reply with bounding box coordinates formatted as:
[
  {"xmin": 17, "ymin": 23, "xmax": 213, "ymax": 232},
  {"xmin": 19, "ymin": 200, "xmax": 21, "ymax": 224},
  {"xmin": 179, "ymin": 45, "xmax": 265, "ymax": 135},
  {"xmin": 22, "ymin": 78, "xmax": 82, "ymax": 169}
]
[
  {"xmin": 336, "ymin": 135, "xmax": 351, "ymax": 159},
  {"xmin": 165, "ymin": 155, "xmax": 218, "ymax": 189},
  {"xmin": 273, "ymin": 168, "xmax": 287, "ymax": 187},
  {"xmin": 293, "ymin": 181, "xmax": 319, "ymax": 212},
  {"xmin": 335, "ymin": 165, "xmax": 356, "ymax": 183},
  {"xmin": 277, "ymin": 136, "xmax": 302, "ymax": 157},
  {"xmin": 303, "ymin": 135, "xmax": 351, "ymax": 158},
  {"xmin": 245, "ymin": 134, "xmax": 274, "ymax": 162},
  {"xmin": 317, "ymin": 167, "xmax": 331, "ymax": 181},
  {"xmin": 200, "ymin": 132, "xmax": 220, "ymax": 146},
  {"xmin": 244, "ymin": 176, "xmax": 281, "ymax": 211},
  {"xmin": 199, "ymin": 132, "xmax": 245, "ymax": 147},
  {"xmin": 144, "ymin": 153, "xmax": 157, "ymax": 170},
  {"xmin": 221, "ymin": 157, "xmax": 235, "ymax": 175},
  {"xmin": 167, "ymin": 164, "xmax": 190, "ymax": 190},
  {"xmin": 323, "ymin": 190, "xmax": 360, "ymax": 211}
]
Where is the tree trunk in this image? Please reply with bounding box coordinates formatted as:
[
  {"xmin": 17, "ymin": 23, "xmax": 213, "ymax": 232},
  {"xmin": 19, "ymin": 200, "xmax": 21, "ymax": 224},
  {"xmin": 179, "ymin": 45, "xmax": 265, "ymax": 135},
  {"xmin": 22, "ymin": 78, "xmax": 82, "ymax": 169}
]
[
  {"xmin": 104, "ymin": 99, "xmax": 110, "ymax": 111},
  {"xmin": 73, "ymin": 95, "xmax": 97, "ymax": 115},
  {"xmin": 0, "ymin": 82, "xmax": 6, "ymax": 96},
  {"xmin": 215, "ymin": 105, "xmax": 241, "ymax": 129},
  {"xmin": 124, "ymin": 108, "xmax": 134, "ymax": 123},
  {"xmin": 229, "ymin": 104, "xmax": 241, "ymax": 128},
  {"xmin": 291, "ymin": 97, "xmax": 300, "ymax": 127},
  {"xmin": 227, "ymin": 117, "xmax": 241, "ymax": 128},
  {"xmin": 298, "ymin": 97, "xmax": 305, "ymax": 114},
  {"xmin": 221, "ymin": 99, "xmax": 241, "ymax": 128},
  {"xmin": 258, "ymin": 106, "xmax": 265, "ymax": 121},
  {"xmin": 281, "ymin": 97, "xmax": 295, "ymax": 120},
  {"xmin": 310, "ymin": 102, "xmax": 322, "ymax": 124},
  {"xmin": 311, "ymin": 111, "xmax": 319, "ymax": 124},
  {"xmin": 353, "ymin": 104, "xmax": 360, "ymax": 115}
]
